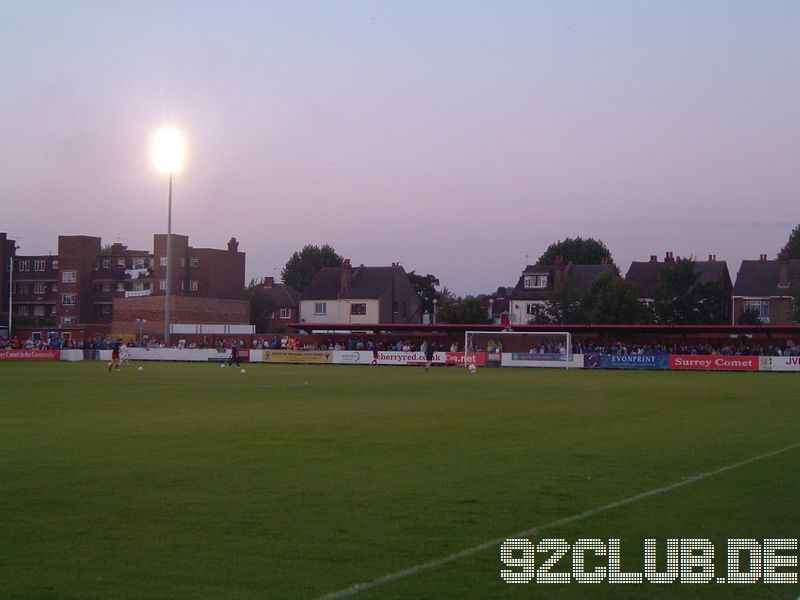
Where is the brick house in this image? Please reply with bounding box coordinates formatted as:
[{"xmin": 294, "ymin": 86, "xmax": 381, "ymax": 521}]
[
  {"xmin": 732, "ymin": 251, "xmax": 799, "ymax": 324},
  {"xmin": 625, "ymin": 252, "xmax": 732, "ymax": 319},
  {"xmin": 2, "ymin": 231, "xmax": 246, "ymax": 341},
  {"xmin": 299, "ymin": 260, "xmax": 421, "ymax": 325},
  {"xmin": 509, "ymin": 258, "xmax": 616, "ymax": 324},
  {"xmin": 247, "ymin": 276, "xmax": 300, "ymax": 332}
]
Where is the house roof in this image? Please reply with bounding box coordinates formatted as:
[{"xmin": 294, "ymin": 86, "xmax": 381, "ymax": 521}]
[
  {"xmin": 732, "ymin": 258, "xmax": 800, "ymax": 297},
  {"xmin": 302, "ymin": 265, "xmax": 409, "ymax": 300},
  {"xmin": 625, "ymin": 259, "xmax": 731, "ymax": 299},
  {"xmin": 254, "ymin": 282, "xmax": 300, "ymax": 307},
  {"xmin": 511, "ymin": 263, "xmax": 616, "ymax": 301}
]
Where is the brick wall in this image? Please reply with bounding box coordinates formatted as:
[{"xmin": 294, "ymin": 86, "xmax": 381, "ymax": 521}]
[{"xmin": 112, "ymin": 295, "xmax": 250, "ymax": 336}]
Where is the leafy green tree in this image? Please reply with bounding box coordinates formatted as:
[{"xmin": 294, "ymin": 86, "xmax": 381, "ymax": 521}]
[
  {"xmin": 651, "ymin": 259, "xmax": 727, "ymax": 324},
  {"xmin": 537, "ymin": 237, "xmax": 613, "ymax": 265},
  {"xmin": 244, "ymin": 281, "xmax": 277, "ymax": 333},
  {"xmin": 280, "ymin": 244, "xmax": 343, "ymax": 292},
  {"xmin": 584, "ymin": 273, "xmax": 651, "ymax": 324},
  {"xmin": 407, "ymin": 271, "xmax": 440, "ymax": 315},
  {"xmin": 436, "ymin": 295, "xmax": 491, "ymax": 324},
  {"xmin": 784, "ymin": 224, "xmax": 800, "ymax": 259},
  {"xmin": 522, "ymin": 276, "xmax": 586, "ymax": 324}
]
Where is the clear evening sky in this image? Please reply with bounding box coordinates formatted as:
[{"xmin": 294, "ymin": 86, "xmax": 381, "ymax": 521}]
[{"xmin": 2, "ymin": 1, "xmax": 798, "ymax": 295}]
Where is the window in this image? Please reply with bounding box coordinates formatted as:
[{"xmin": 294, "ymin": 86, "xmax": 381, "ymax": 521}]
[
  {"xmin": 51, "ymin": 259, "xmax": 59, "ymax": 270},
  {"xmin": 280, "ymin": 307, "xmax": 291, "ymax": 319},
  {"xmin": 17, "ymin": 305, "xmax": 28, "ymax": 316},
  {"xmin": 148, "ymin": 258, "xmax": 154, "ymax": 269},
  {"xmin": 160, "ymin": 257, "xmax": 167, "ymax": 266},
  {"xmin": 34, "ymin": 260, "xmax": 45, "ymax": 271},
  {"xmin": 62, "ymin": 294, "xmax": 76, "ymax": 305},
  {"xmin": 118, "ymin": 258, "xmax": 126, "ymax": 268},
  {"xmin": 524, "ymin": 275, "xmax": 548, "ymax": 289},
  {"xmin": 34, "ymin": 305, "xmax": 45, "ymax": 316},
  {"xmin": 62, "ymin": 271, "xmax": 76, "ymax": 283},
  {"xmin": 101, "ymin": 282, "xmax": 111, "ymax": 292},
  {"xmin": 116, "ymin": 283, "xmax": 125, "ymax": 292},
  {"xmin": 101, "ymin": 305, "xmax": 112, "ymax": 315},
  {"xmin": 133, "ymin": 282, "xmax": 145, "ymax": 292},
  {"xmin": 190, "ymin": 280, "xmax": 198, "ymax": 291},
  {"xmin": 52, "ymin": 283, "xmax": 58, "ymax": 291},
  {"xmin": 526, "ymin": 302, "xmax": 544, "ymax": 315},
  {"xmin": 16, "ymin": 283, "xmax": 30, "ymax": 294},
  {"xmin": 19, "ymin": 260, "xmax": 29, "ymax": 272},
  {"xmin": 190, "ymin": 257, "xmax": 199, "ymax": 268},
  {"xmin": 743, "ymin": 299, "xmax": 770, "ymax": 323},
  {"xmin": 34, "ymin": 283, "xmax": 45, "ymax": 294},
  {"xmin": 350, "ymin": 303, "xmax": 367, "ymax": 316},
  {"xmin": 159, "ymin": 279, "xmax": 167, "ymax": 291},
  {"xmin": 103, "ymin": 259, "xmax": 111, "ymax": 269},
  {"xmin": 180, "ymin": 280, "xmax": 185, "ymax": 291},
  {"xmin": 314, "ymin": 302, "xmax": 327, "ymax": 315},
  {"xmin": 134, "ymin": 258, "xmax": 145, "ymax": 268},
  {"xmin": 61, "ymin": 316, "xmax": 76, "ymax": 325},
  {"xmin": 180, "ymin": 257, "xmax": 185, "ymax": 267}
]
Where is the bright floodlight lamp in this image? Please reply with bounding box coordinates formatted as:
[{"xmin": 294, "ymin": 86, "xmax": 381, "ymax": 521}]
[
  {"xmin": 152, "ymin": 126, "xmax": 186, "ymax": 346},
  {"xmin": 152, "ymin": 128, "xmax": 185, "ymax": 174}
]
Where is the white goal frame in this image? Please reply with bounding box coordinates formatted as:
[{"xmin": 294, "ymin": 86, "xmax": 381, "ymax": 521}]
[{"xmin": 464, "ymin": 330, "xmax": 573, "ymax": 369}]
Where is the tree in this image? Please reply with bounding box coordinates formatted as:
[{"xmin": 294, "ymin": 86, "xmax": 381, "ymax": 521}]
[
  {"xmin": 280, "ymin": 244, "xmax": 343, "ymax": 293},
  {"xmin": 535, "ymin": 276, "xmax": 587, "ymax": 324},
  {"xmin": 584, "ymin": 273, "xmax": 652, "ymax": 324},
  {"xmin": 784, "ymin": 224, "xmax": 800, "ymax": 259},
  {"xmin": 651, "ymin": 259, "xmax": 727, "ymax": 324},
  {"xmin": 407, "ymin": 271, "xmax": 440, "ymax": 315},
  {"xmin": 245, "ymin": 279, "xmax": 277, "ymax": 333},
  {"xmin": 537, "ymin": 237, "xmax": 613, "ymax": 265},
  {"xmin": 793, "ymin": 288, "xmax": 800, "ymax": 325},
  {"xmin": 436, "ymin": 295, "xmax": 491, "ymax": 324}
]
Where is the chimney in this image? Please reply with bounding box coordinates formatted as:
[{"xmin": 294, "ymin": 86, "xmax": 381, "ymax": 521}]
[
  {"xmin": 760, "ymin": 254, "xmax": 768, "ymax": 261},
  {"xmin": 554, "ymin": 255, "xmax": 563, "ymax": 266},
  {"xmin": 340, "ymin": 259, "xmax": 352, "ymax": 292},
  {"xmin": 778, "ymin": 250, "xmax": 790, "ymax": 288},
  {"xmin": 601, "ymin": 256, "xmax": 609, "ymax": 265},
  {"xmin": 263, "ymin": 276, "xmax": 274, "ymax": 287},
  {"xmin": 649, "ymin": 254, "xmax": 658, "ymax": 263},
  {"xmin": 227, "ymin": 237, "xmax": 239, "ymax": 252},
  {"xmin": 664, "ymin": 251, "xmax": 675, "ymax": 263},
  {"xmin": 708, "ymin": 254, "xmax": 715, "ymax": 262}
]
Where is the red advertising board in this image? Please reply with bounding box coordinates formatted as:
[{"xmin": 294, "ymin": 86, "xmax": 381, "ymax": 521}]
[
  {"xmin": 669, "ymin": 355, "xmax": 758, "ymax": 371},
  {"xmin": 445, "ymin": 352, "xmax": 487, "ymax": 367},
  {"xmin": 0, "ymin": 349, "xmax": 61, "ymax": 361}
]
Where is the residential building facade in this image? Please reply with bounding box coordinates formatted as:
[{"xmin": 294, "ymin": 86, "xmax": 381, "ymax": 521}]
[
  {"xmin": 2, "ymin": 232, "xmax": 246, "ymax": 338},
  {"xmin": 732, "ymin": 252, "xmax": 799, "ymax": 324},
  {"xmin": 509, "ymin": 258, "xmax": 616, "ymax": 324},
  {"xmin": 299, "ymin": 260, "xmax": 421, "ymax": 325}
]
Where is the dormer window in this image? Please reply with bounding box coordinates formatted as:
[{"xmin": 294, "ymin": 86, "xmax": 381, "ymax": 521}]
[{"xmin": 524, "ymin": 275, "xmax": 548, "ymax": 289}]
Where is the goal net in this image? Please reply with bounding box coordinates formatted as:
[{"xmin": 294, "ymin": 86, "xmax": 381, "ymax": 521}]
[{"xmin": 464, "ymin": 331, "xmax": 573, "ymax": 369}]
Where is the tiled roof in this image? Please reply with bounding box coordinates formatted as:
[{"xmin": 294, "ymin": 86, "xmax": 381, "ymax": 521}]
[
  {"xmin": 511, "ymin": 263, "xmax": 617, "ymax": 300},
  {"xmin": 625, "ymin": 259, "xmax": 731, "ymax": 298},
  {"xmin": 302, "ymin": 265, "xmax": 408, "ymax": 300},
  {"xmin": 256, "ymin": 282, "xmax": 300, "ymax": 307},
  {"xmin": 732, "ymin": 259, "xmax": 800, "ymax": 297}
]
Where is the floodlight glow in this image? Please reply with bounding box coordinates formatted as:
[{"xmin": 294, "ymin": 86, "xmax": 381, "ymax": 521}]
[{"xmin": 152, "ymin": 127, "xmax": 185, "ymax": 174}]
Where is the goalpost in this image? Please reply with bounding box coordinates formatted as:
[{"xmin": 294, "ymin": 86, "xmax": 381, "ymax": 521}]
[{"xmin": 464, "ymin": 331, "xmax": 573, "ymax": 369}]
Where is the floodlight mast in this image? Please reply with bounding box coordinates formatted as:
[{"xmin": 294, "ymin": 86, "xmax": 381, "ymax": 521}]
[{"xmin": 152, "ymin": 127, "xmax": 185, "ymax": 347}]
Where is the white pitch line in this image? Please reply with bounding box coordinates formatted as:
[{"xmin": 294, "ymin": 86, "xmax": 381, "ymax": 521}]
[{"xmin": 318, "ymin": 443, "xmax": 800, "ymax": 600}]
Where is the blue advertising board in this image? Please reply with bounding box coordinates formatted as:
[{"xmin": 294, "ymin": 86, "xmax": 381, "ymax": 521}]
[{"xmin": 601, "ymin": 354, "xmax": 669, "ymax": 370}]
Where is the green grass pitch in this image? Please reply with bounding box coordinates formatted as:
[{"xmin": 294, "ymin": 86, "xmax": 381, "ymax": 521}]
[{"xmin": 1, "ymin": 361, "xmax": 799, "ymax": 599}]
